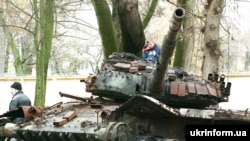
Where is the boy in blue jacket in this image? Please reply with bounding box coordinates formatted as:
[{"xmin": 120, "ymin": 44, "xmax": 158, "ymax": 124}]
[{"xmin": 142, "ymin": 41, "xmax": 161, "ymax": 63}]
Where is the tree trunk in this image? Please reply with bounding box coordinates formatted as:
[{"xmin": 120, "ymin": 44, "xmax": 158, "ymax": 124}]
[
  {"xmin": 4, "ymin": 44, "xmax": 9, "ymax": 73},
  {"xmin": 173, "ymin": 0, "xmax": 186, "ymax": 68},
  {"xmin": 112, "ymin": 0, "xmax": 122, "ymax": 50},
  {"xmin": 142, "ymin": 0, "xmax": 158, "ymax": 29},
  {"xmin": 34, "ymin": 0, "xmax": 55, "ymax": 106},
  {"xmin": 21, "ymin": 34, "xmax": 35, "ymax": 75},
  {"xmin": 202, "ymin": 0, "xmax": 225, "ymax": 79},
  {"xmin": 182, "ymin": 0, "xmax": 195, "ymax": 72},
  {"xmin": 1, "ymin": 2, "xmax": 34, "ymax": 76},
  {"xmin": 173, "ymin": 0, "xmax": 195, "ymax": 72},
  {"xmin": 117, "ymin": 0, "xmax": 145, "ymax": 56},
  {"xmin": 0, "ymin": 9, "xmax": 5, "ymax": 76},
  {"xmin": 4, "ymin": 24, "xmax": 24, "ymax": 76},
  {"xmin": 91, "ymin": 0, "xmax": 118, "ymax": 59},
  {"xmin": 94, "ymin": 0, "xmax": 157, "ymax": 57},
  {"xmin": 112, "ymin": 0, "xmax": 157, "ymax": 54},
  {"xmin": 1, "ymin": 2, "xmax": 24, "ymax": 76}
]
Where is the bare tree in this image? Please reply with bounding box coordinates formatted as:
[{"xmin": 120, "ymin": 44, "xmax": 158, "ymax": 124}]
[{"xmin": 0, "ymin": 1, "xmax": 25, "ymax": 76}]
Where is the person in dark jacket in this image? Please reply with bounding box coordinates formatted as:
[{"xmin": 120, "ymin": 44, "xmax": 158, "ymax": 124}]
[
  {"xmin": 142, "ymin": 41, "xmax": 161, "ymax": 63},
  {"xmin": 9, "ymin": 82, "xmax": 31, "ymax": 111}
]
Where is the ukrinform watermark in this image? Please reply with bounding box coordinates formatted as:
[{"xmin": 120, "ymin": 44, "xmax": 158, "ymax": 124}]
[{"xmin": 190, "ymin": 129, "xmax": 247, "ymax": 136}]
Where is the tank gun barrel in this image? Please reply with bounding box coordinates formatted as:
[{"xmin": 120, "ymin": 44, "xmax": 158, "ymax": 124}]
[
  {"xmin": 151, "ymin": 7, "xmax": 185, "ymax": 95},
  {"xmin": 59, "ymin": 91, "xmax": 91, "ymax": 102}
]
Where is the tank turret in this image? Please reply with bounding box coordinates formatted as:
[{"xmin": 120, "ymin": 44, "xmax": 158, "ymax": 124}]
[
  {"xmin": 83, "ymin": 7, "xmax": 231, "ymax": 108},
  {"xmin": 83, "ymin": 8, "xmax": 185, "ymax": 100}
]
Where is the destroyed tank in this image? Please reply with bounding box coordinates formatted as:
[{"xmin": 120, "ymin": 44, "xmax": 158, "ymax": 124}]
[{"xmin": 1, "ymin": 7, "xmax": 250, "ymax": 141}]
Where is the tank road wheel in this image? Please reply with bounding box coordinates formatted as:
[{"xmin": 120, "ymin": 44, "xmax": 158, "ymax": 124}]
[{"xmin": 104, "ymin": 122, "xmax": 132, "ymax": 141}]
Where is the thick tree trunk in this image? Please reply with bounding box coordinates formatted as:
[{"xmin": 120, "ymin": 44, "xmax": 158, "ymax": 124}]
[
  {"xmin": 34, "ymin": 0, "xmax": 55, "ymax": 106},
  {"xmin": 117, "ymin": 0, "xmax": 145, "ymax": 56},
  {"xmin": 91, "ymin": 0, "xmax": 118, "ymax": 59},
  {"xmin": 173, "ymin": 0, "xmax": 195, "ymax": 72},
  {"xmin": 95, "ymin": 0, "xmax": 157, "ymax": 57},
  {"xmin": 202, "ymin": 0, "xmax": 225, "ymax": 79},
  {"xmin": 182, "ymin": 0, "xmax": 196, "ymax": 72},
  {"xmin": 112, "ymin": 0, "xmax": 157, "ymax": 54}
]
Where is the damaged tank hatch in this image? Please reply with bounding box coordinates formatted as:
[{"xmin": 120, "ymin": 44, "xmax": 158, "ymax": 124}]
[{"xmin": 0, "ymin": 7, "xmax": 250, "ymax": 141}]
